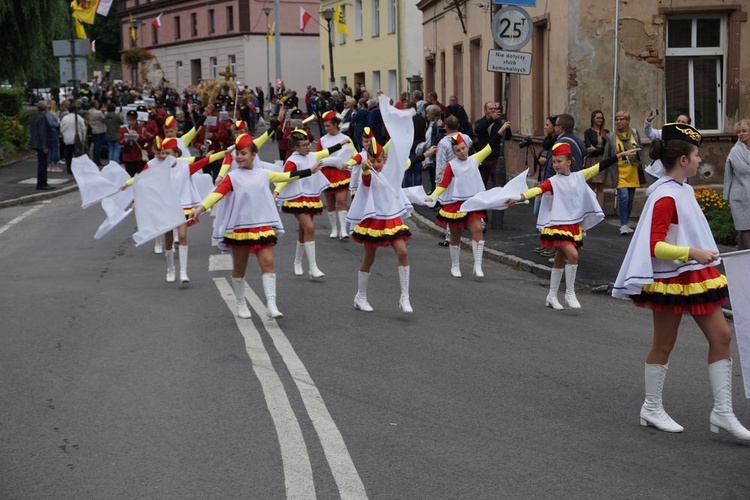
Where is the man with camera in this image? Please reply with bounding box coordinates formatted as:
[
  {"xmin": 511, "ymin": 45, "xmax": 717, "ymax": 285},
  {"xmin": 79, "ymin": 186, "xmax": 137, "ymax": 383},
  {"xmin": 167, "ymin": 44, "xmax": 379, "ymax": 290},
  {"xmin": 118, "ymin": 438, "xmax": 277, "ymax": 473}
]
[{"xmin": 474, "ymin": 101, "xmax": 512, "ymax": 188}]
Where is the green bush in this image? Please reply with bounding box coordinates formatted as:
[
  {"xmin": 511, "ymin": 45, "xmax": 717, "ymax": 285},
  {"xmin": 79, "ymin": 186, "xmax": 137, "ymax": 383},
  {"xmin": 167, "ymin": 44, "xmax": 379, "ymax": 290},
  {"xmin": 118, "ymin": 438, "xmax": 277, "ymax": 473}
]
[
  {"xmin": 0, "ymin": 88, "xmax": 23, "ymax": 116},
  {"xmin": 707, "ymin": 206, "xmax": 738, "ymax": 247},
  {"xmin": 0, "ymin": 109, "xmax": 32, "ymax": 161}
]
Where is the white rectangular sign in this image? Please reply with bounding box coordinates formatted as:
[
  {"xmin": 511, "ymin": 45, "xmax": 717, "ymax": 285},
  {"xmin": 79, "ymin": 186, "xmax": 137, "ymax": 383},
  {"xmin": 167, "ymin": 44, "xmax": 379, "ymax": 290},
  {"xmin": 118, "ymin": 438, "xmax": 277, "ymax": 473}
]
[{"xmin": 487, "ymin": 50, "xmax": 532, "ymax": 75}]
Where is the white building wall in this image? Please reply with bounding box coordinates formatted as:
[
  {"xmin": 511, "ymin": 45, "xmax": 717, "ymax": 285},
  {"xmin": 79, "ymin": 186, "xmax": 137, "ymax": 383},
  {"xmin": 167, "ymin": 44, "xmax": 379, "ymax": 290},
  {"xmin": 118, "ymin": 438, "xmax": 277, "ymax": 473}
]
[{"xmin": 403, "ymin": 0, "xmax": 424, "ymax": 88}]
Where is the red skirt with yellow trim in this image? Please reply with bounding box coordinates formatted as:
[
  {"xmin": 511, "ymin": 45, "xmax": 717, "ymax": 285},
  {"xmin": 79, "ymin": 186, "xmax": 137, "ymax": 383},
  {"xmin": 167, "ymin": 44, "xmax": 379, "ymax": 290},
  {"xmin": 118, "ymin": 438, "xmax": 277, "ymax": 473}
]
[
  {"xmin": 322, "ymin": 167, "xmax": 350, "ymax": 192},
  {"xmin": 223, "ymin": 226, "xmax": 278, "ymax": 253},
  {"xmin": 540, "ymin": 224, "xmax": 583, "ymax": 249},
  {"xmin": 436, "ymin": 201, "xmax": 486, "ymax": 229},
  {"xmin": 281, "ymin": 196, "xmax": 324, "ymax": 215},
  {"xmin": 352, "ymin": 217, "xmax": 411, "ymax": 248},
  {"xmin": 631, "ymin": 267, "xmax": 729, "ymax": 315}
]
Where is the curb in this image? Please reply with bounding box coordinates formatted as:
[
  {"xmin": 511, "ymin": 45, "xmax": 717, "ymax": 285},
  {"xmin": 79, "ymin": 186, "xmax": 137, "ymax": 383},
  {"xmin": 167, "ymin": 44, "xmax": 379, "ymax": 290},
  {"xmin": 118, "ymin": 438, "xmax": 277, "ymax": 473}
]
[
  {"xmin": 408, "ymin": 210, "xmax": 552, "ymax": 280},
  {"xmin": 0, "ymin": 184, "xmax": 79, "ymax": 210},
  {"xmin": 0, "ymin": 152, "xmax": 35, "ymax": 170}
]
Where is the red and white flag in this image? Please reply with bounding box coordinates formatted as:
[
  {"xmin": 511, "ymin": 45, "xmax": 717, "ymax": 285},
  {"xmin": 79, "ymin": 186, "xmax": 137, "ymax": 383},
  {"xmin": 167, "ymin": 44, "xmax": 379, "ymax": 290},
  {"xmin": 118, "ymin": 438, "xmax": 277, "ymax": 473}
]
[
  {"xmin": 153, "ymin": 12, "xmax": 163, "ymax": 29},
  {"xmin": 299, "ymin": 6, "xmax": 312, "ymax": 32},
  {"xmin": 90, "ymin": 40, "xmax": 96, "ymax": 53}
]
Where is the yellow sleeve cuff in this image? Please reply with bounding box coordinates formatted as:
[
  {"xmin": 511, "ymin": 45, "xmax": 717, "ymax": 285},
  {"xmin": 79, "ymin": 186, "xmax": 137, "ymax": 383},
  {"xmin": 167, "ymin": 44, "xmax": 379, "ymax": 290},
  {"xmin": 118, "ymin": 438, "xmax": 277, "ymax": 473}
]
[
  {"xmin": 208, "ymin": 151, "xmax": 226, "ymax": 163},
  {"xmin": 253, "ymin": 131, "xmax": 271, "ymax": 150},
  {"xmin": 472, "ymin": 144, "xmax": 493, "ymax": 165},
  {"xmin": 431, "ymin": 186, "xmax": 446, "ymax": 199},
  {"xmin": 201, "ymin": 192, "xmax": 224, "ymax": 210},
  {"xmin": 582, "ymin": 164, "xmax": 601, "ymax": 181},
  {"xmin": 654, "ymin": 241, "xmax": 690, "ymax": 261},
  {"xmin": 521, "ymin": 187, "xmax": 543, "ymax": 200}
]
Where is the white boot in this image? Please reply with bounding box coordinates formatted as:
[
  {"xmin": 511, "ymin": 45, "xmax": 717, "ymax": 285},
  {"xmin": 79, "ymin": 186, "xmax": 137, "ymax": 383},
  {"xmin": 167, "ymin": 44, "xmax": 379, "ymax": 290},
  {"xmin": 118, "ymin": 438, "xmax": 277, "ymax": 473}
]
[
  {"xmin": 294, "ymin": 241, "xmax": 305, "ymax": 276},
  {"xmin": 327, "ymin": 211, "xmax": 338, "ymax": 238},
  {"xmin": 472, "ymin": 240, "xmax": 485, "ymax": 278},
  {"xmin": 154, "ymin": 235, "xmax": 164, "ymax": 254},
  {"xmin": 262, "ymin": 273, "xmax": 283, "ymax": 318},
  {"xmin": 179, "ymin": 245, "xmax": 189, "ymax": 283},
  {"xmin": 304, "ymin": 241, "xmax": 325, "ymax": 279},
  {"xmin": 338, "ymin": 210, "xmax": 349, "ymax": 239},
  {"xmin": 545, "ymin": 267, "xmax": 563, "ymax": 310},
  {"xmin": 353, "ymin": 271, "xmax": 373, "ymax": 312},
  {"xmin": 232, "ymin": 277, "xmax": 252, "ymax": 319},
  {"xmin": 165, "ymin": 249, "xmax": 176, "ymax": 283},
  {"xmin": 640, "ymin": 363, "xmax": 684, "ymax": 432},
  {"xmin": 564, "ymin": 264, "xmax": 581, "ymax": 309},
  {"xmin": 398, "ymin": 266, "xmax": 413, "ymax": 313},
  {"xmin": 708, "ymin": 359, "xmax": 750, "ymax": 440},
  {"xmin": 449, "ymin": 245, "xmax": 461, "ymax": 278}
]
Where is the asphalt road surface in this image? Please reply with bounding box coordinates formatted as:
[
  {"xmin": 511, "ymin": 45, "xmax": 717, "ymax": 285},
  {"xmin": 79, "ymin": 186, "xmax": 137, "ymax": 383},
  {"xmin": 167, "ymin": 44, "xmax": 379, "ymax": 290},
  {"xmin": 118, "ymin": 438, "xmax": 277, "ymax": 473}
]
[{"xmin": 1, "ymin": 191, "xmax": 749, "ymax": 499}]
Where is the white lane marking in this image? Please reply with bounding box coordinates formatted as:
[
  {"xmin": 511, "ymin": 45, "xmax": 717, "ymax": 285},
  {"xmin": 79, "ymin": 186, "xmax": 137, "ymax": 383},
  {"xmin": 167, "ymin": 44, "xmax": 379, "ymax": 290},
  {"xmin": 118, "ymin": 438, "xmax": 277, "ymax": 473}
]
[
  {"xmin": 208, "ymin": 253, "xmax": 232, "ymax": 271},
  {"xmin": 18, "ymin": 177, "xmax": 69, "ymax": 185},
  {"xmin": 0, "ymin": 204, "xmax": 45, "ymax": 236},
  {"xmin": 243, "ymin": 286, "xmax": 369, "ymax": 499},
  {"xmin": 213, "ymin": 278, "xmax": 316, "ymax": 499}
]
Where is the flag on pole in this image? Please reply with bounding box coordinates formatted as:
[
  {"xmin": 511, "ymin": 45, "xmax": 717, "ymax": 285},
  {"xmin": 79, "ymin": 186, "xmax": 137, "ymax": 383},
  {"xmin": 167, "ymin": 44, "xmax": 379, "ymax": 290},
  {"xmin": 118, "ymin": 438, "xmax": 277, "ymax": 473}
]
[
  {"xmin": 90, "ymin": 40, "xmax": 96, "ymax": 53},
  {"xmin": 335, "ymin": 4, "xmax": 348, "ymax": 36},
  {"xmin": 129, "ymin": 14, "xmax": 137, "ymax": 42},
  {"xmin": 74, "ymin": 17, "xmax": 88, "ymax": 39},
  {"xmin": 719, "ymin": 249, "xmax": 750, "ymax": 398},
  {"xmin": 152, "ymin": 13, "xmax": 163, "ymax": 30},
  {"xmin": 267, "ymin": 22, "xmax": 275, "ymax": 43},
  {"xmin": 71, "ymin": 0, "xmax": 100, "ymax": 25},
  {"xmin": 96, "ymin": 0, "xmax": 113, "ymax": 16},
  {"xmin": 299, "ymin": 7, "xmax": 312, "ymax": 32}
]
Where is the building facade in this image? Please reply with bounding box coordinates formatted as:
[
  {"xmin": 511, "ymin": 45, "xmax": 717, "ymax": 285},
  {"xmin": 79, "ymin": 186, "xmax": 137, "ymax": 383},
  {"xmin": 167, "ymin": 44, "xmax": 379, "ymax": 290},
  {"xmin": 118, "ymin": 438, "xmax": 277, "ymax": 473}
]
[
  {"xmin": 417, "ymin": 0, "xmax": 748, "ymax": 184},
  {"xmin": 118, "ymin": 0, "xmax": 320, "ymax": 96},
  {"xmin": 319, "ymin": 0, "xmax": 423, "ymax": 98}
]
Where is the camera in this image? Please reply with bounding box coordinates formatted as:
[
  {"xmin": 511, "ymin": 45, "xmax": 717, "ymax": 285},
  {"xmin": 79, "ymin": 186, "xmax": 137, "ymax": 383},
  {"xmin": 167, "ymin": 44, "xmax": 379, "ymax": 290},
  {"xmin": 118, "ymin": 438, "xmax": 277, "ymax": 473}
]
[{"xmin": 518, "ymin": 136, "xmax": 533, "ymax": 148}]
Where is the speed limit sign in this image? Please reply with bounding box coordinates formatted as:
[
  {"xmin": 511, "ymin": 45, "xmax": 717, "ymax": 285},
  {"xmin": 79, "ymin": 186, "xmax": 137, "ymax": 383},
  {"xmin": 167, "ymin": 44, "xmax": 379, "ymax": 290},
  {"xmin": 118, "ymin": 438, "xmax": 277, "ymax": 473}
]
[{"xmin": 491, "ymin": 6, "xmax": 532, "ymax": 50}]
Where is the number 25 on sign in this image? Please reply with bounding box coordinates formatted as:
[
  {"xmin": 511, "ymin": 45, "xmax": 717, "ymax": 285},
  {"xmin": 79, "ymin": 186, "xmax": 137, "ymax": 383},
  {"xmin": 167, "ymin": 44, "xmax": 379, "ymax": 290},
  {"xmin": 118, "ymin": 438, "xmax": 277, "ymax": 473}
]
[{"xmin": 491, "ymin": 6, "xmax": 533, "ymax": 51}]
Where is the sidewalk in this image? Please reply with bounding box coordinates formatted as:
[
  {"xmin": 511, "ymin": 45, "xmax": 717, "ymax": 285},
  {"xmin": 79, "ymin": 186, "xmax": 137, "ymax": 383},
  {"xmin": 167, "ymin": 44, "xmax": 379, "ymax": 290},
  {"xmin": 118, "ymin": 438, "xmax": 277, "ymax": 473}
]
[{"xmin": 0, "ymin": 154, "xmax": 78, "ymax": 209}]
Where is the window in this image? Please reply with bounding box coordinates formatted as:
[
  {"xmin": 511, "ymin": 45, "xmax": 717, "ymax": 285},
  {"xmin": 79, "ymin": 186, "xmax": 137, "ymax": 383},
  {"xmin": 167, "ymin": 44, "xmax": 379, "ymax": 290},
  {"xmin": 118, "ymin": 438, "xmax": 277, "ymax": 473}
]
[
  {"xmin": 338, "ymin": 5, "xmax": 346, "ymax": 44},
  {"xmin": 210, "ymin": 57, "xmax": 217, "ymax": 78},
  {"xmin": 355, "ymin": 0, "xmax": 362, "ymax": 40},
  {"xmin": 371, "ymin": 0, "xmax": 380, "ymax": 37},
  {"xmin": 227, "ymin": 6, "xmax": 234, "ymax": 31},
  {"xmin": 174, "ymin": 16, "xmax": 181, "ymax": 39},
  {"xmin": 191, "ymin": 12, "xmax": 198, "ymax": 37},
  {"xmin": 152, "ymin": 24, "xmax": 158, "ymax": 45},
  {"xmin": 228, "ymin": 54, "xmax": 236, "ymax": 75},
  {"xmin": 372, "ymin": 70, "xmax": 381, "ymax": 93},
  {"xmin": 387, "ymin": 0, "xmax": 396, "ymax": 34},
  {"xmin": 208, "ymin": 9, "xmax": 215, "ymax": 34},
  {"xmin": 387, "ymin": 69, "xmax": 397, "ymax": 98},
  {"xmin": 665, "ymin": 15, "xmax": 726, "ymax": 132}
]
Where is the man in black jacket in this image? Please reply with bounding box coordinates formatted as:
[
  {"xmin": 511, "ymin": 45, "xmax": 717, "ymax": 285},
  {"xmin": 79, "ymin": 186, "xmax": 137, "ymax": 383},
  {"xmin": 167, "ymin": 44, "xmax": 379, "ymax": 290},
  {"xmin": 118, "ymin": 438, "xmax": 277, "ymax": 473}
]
[
  {"xmin": 554, "ymin": 113, "xmax": 587, "ymax": 171},
  {"xmin": 29, "ymin": 101, "xmax": 55, "ymax": 190},
  {"xmin": 474, "ymin": 101, "xmax": 512, "ymax": 188}
]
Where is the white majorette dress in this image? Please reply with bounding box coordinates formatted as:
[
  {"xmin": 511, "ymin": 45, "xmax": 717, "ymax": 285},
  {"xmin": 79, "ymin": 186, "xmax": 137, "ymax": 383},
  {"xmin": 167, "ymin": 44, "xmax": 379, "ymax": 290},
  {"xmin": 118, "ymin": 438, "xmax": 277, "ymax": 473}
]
[
  {"xmin": 612, "ymin": 176, "xmax": 728, "ymax": 314},
  {"xmin": 277, "ymin": 151, "xmax": 330, "ymax": 214},
  {"xmin": 318, "ymin": 129, "xmax": 354, "ymax": 191},
  {"xmin": 434, "ymin": 153, "xmax": 487, "ymax": 228}
]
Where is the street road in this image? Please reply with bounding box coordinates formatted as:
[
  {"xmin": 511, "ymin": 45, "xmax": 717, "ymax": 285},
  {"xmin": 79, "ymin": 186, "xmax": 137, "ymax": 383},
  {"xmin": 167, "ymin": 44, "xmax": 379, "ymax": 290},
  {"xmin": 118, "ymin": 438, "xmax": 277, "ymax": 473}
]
[{"xmin": 1, "ymin": 191, "xmax": 749, "ymax": 499}]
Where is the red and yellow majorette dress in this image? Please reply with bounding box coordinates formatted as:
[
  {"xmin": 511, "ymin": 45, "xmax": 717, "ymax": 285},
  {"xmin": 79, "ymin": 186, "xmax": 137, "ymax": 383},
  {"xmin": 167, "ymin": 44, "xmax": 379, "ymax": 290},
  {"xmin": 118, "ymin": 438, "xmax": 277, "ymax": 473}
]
[
  {"xmin": 318, "ymin": 110, "xmax": 355, "ymax": 192},
  {"xmin": 431, "ymin": 135, "xmax": 492, "ymax": 228},
  {"xmin": 199, "ymin": 134, "xmax": 310, "ymax": 252},
  {"xmin": 521, "ymin": 142, "xmax": 613, "ymax": 249},
  {"xmin": 613, "ymin": 176, "xmax": 728, "ymax": 315},
  {"xmin": 347, "ymin": 141, "xmax": 411, "ymax": 248}
]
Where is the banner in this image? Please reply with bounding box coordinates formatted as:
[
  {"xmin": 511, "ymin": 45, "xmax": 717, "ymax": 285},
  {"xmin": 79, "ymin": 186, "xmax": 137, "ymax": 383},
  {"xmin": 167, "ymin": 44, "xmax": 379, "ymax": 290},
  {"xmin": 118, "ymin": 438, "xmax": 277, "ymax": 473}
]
[{"xmin": 720, "ymin": 248, "xmax": 750, "ymax": 398}]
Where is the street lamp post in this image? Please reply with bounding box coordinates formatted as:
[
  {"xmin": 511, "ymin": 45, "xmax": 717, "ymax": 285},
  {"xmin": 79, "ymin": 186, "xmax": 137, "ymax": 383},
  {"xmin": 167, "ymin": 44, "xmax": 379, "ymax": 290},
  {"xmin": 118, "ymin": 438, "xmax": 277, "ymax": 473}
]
[
  {"xmin": 130, "ymin": 17, "xmax": 142, "ymax": 85},
  {"xmin": 321, "ymin": 8, "xmax": 335, "ymax": 90},
  {"xmin": 262, "ymin": 6, "xmax": 272, "ymax": 101}
]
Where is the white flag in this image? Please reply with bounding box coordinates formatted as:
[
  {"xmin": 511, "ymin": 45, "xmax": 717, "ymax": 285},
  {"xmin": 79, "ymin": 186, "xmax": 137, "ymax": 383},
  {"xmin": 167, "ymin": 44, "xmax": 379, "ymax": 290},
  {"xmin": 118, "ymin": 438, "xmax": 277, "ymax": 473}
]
[
  {"xmin": 94, "ymin": 162, "xmax": 134, "ymax": 239},
  {"xmin": 460, "ymin": 168, "xmax": 530, "ymax": 213},
  {"xmin": 96, "ymin": 0, "xmax": 113, "ymax": 16},
  {"xmin": 720, "ymin": 248, "xmax": 750, "ymax": 398},
  {"xmin": 71, "ymin": 155, "xmax": 120, "ymax": 209},
  {"xmin": 403, "ymin": 186, "xmax": 436, "ymax": 208},
  {"xmin": 132, "ymin": 164, "xmax": 185, "ymax": 247}
]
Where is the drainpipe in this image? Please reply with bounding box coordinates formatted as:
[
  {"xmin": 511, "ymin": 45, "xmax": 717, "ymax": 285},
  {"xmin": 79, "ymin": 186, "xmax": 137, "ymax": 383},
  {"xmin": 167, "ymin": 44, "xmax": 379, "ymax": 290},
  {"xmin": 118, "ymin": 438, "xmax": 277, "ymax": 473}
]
[
  {"xmin": 612, "ymin": 0, "xmax": 620, "ymax": 125},
  {"xmin": 397, "ymin": 0, "xmax": 402, "ymax": 93}
]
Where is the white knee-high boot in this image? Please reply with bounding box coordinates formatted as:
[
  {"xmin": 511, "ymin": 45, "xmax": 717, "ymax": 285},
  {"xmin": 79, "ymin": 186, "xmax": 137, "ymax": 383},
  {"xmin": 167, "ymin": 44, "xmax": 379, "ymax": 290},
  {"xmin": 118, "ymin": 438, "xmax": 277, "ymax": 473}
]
[
  {"xmin": 398, "ymin": 266, "xmax": 413, "ymax": 313},
  {"xmin": 449, "ymin": 245, "xmax": 461, "ymax": 278},
  {"xmin": 472, "ymin": 240, "xmax": 485, "ymax": 278},
  {"xmin": 262, "ymin": 273, "xmax": 283, "ymax": 318},
  {"xmin": 338, "ymin": 210, "xmax": 349, "ymax": 239},
  {"xmin": 165, "ymin": 249, "xmax": 176, "ymax": 283},
  {"xmin": 640, "ymin": 363, "xmax": 683, "ymax": 432},
  {"xmin": 354, "ymin": 271, "xmax": 373, "ymax": 312},
  {"xmin": 154, "ymin": 235, "xmax": 164, "ymax": 254},
  {"xmin": 327, "ymin": 211, "xmax": 338, "ymax": 238},
  {"xmin": 232, "ymin": 277, "xmax": 252, "ymax": 319},
  {"xmin": 294, "ymin": 241, "xmax": 305, "ymax": 276},
  {"xmin": 545, "ymin": 267, "xmax": 563, "ymax": 310},
  {"xmin": 708, "ymin": 359, "xmax": 750, "ymax": 440},
  {"xmin": 304, "ymin": 241, "xmax": 325, "ymax": 279},
  {"xmin": 564, "ymin": 264, "xmax": 581, "ymax": 309},
  {"xmin": 179, "ymin": 245, "xmax": 189, "ymax": 283}
]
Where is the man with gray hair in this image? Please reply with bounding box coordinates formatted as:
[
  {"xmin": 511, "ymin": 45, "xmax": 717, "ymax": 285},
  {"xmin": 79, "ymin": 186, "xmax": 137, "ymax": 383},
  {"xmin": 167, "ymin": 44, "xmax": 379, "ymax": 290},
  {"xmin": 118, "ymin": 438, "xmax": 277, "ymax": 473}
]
[
  {"xmin": 29, "ymin": 101, "xmax": 55, "ymax": 190},
  {"xmin": 435, "ymin": 115, "xmax": 472, "ymax": 246}
]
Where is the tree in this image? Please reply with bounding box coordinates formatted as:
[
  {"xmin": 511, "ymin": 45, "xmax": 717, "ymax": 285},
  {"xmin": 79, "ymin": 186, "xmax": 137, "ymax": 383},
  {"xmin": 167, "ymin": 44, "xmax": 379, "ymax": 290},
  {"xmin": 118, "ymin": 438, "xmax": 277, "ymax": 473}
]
[
  {"xmin": 87, "ymin": 0, "xmax": 122, "ymax": 65},
  {"xmin": 0, "ymin": 0, "xmax": 68, "ymax": 85}
]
